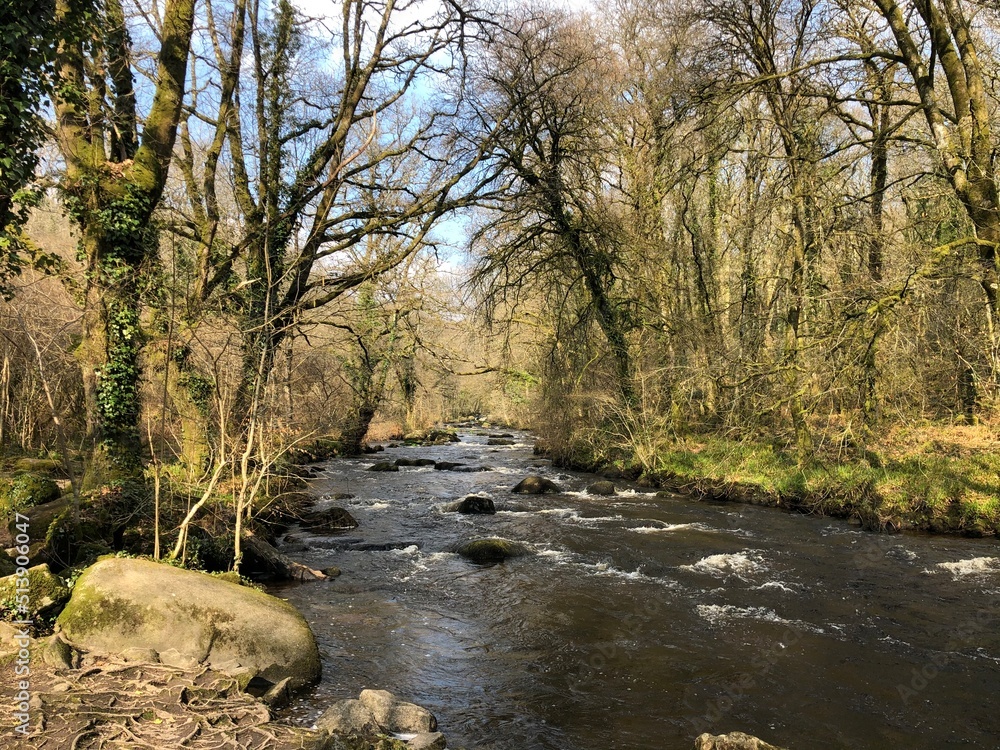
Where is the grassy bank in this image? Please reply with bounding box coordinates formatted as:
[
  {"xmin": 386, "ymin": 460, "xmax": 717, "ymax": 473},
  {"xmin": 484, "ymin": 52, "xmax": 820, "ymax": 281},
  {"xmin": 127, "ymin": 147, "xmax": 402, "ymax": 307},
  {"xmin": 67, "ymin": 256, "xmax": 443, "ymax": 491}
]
[{"xmin": 560, "ymin": 423, "xmax": 1000, "ymax": 536}]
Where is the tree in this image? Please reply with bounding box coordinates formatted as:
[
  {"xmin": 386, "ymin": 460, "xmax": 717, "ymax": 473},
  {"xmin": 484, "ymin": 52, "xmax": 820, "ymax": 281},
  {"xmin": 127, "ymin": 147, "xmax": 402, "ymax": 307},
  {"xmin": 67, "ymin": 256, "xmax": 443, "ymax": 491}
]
[
  {"xmin": 0, "ymin": 0, "xmax": 60, "ymax": 289},
  {"xmin": 173, "ymin": 0, "xmax": 491, "ymax": 462},
  {"xmin": 872, "ymin": 0, "xmax": 1000, "ymax": 377},
  {"xmin": 53, "ymin": 0, "xmax": 197, "ymax": 473},
  {"xmin": 470, "ymin": 11, "xmax": 638, "ymax": 407}
]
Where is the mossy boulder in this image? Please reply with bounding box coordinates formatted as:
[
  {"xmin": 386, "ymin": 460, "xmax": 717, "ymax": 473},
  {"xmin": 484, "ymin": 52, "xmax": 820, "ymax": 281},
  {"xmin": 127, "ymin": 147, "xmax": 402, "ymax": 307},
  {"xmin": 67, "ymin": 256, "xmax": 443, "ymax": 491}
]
[
  {"xmin": 57, "ymin": 557, "xmax": 321, "ymax": 688},
  {"xmin": 0, "ymin": 564, "xmax": 71, "ymax": 621},
  {"xmin": 0, "ymin": 472, "xmax": 61, "ymax": 517},
  {"xmin": 587, "ymin": 480, "xmax": 617, "ymax": 496},
  {"xmin": 512, "ymin": 475, "xmax": 562, "ymax": 494},
  {"xmin": 13, "ymin": 458, "xmax": 64, "ymax": 475},
  {"xmin": 455, "ymin": 537, "xmax": 531, "ymax": 564}
]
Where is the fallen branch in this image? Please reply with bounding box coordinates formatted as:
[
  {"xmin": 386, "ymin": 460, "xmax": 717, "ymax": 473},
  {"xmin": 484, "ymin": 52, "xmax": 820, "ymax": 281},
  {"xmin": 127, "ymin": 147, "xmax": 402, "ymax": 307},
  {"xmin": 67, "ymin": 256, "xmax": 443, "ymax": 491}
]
[{"xmin": 239, "ymin": 530, "xmax": 327, "ymax": 581}]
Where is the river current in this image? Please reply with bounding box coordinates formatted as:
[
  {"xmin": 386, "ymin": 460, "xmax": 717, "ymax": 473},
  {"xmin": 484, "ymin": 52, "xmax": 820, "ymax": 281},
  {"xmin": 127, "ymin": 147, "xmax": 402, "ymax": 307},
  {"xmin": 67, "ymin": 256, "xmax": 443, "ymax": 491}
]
[{"xmin": 274, "ymin": 428, "xmax": 1000, "ymax": 749}]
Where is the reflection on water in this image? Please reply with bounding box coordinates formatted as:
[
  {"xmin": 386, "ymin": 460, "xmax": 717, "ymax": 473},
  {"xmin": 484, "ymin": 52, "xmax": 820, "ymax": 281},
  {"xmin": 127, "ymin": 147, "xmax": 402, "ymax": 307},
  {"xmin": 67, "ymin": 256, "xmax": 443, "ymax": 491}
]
[{"xmin": 273, "ymin": 430, "xmax": 1000, "ymax": 749}]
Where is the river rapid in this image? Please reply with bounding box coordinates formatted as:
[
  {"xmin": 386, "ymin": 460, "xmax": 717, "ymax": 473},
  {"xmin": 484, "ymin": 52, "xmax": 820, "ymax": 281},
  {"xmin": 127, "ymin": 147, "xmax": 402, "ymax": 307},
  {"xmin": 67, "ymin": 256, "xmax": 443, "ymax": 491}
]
[{"xmin": 274, "ymin": 428, "xmax": 1000, "ymax": 749}]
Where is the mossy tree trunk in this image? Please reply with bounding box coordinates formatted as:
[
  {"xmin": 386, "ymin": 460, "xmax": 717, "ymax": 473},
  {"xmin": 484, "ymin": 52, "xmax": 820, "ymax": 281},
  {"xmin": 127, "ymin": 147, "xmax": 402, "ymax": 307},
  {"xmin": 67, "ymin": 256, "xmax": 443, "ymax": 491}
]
[{"xmin": 53, "ymin": 0, "xmax": 197, "ymax": 475}]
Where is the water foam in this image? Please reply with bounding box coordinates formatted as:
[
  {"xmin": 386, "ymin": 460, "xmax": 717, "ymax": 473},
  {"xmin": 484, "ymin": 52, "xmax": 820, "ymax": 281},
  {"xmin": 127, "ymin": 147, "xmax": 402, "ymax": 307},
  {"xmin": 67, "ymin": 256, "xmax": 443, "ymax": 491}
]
[
  {"xmin": 631, "ymin": 522, "xmax": 714, "ymax": 534},
  {"xmin": 933, "ymin": 557, "xmax": 999, "ymax": 578},
  {"xmin": 680, "ymin": 551, "xmax": 766, "ymax": 578}
]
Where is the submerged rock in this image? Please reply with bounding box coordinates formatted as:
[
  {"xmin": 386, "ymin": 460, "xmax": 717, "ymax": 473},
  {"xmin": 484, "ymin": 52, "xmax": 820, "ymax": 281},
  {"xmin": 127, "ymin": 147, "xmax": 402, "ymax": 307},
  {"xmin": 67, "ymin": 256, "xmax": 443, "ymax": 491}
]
[
  {"xmin": 396, "ymin": 457, "xmax": 436, "ymax": 467},
  {"xmin": 456, "ymin": 495, "xmax": 496, "ymax": 515},
  {"xmin": 587, "ymin": 480, "xmax": 617, "ymax": 496},
  {"xmin": 57, "ymin": 557, "xmax": 321, "ymax": 689},
  {"xmin": 455, "ymin": 537, "xmax": 531, "ymax": 564},
  {"xmin": 302, "ymin": 506, "xmax": 359, "ymax": 533},
  {"xmin": 512, "ymin": 475, "xmax": 562, "ymax": 494},
  {"xmin": 694, "ymin": 732, "xmax": 788, "ymax": 750}
]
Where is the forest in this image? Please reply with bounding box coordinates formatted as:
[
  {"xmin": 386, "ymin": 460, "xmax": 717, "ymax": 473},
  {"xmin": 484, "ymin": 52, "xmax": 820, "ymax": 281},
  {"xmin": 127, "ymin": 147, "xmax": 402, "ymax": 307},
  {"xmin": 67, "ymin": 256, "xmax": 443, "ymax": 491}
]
[{"xmin": 2, "ymin": 0, "xmax": 1000, "ymax": 748}]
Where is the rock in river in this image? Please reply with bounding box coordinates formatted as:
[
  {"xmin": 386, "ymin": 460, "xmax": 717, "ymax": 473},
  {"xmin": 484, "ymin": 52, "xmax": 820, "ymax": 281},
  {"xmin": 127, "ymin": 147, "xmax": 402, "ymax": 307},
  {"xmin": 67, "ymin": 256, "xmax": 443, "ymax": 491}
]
[
  {"xmin": 57, "ymin": 557, "xmax": 321, "ymax": 689},
  {"xmin": 456, "ymin": 495, "xmax": 496, "ymax": 515},
  {"xmin": 455, "ymin": 537, "xmax": 531, "ymax": 563},
  {"xmin": 302, "ymin": 506, "xmax": 359, "ymax": 533},
  {"xmin": 368, "ymin": 461, "xmax": 399, "ymax": 472},
  {"xmin": 512, "ymin": 475, "xmax": 562, "ymax": 494},
  {"xmin": 694, "ymin": 732, "xmax": 788, "ymax": 750},
  {"xmin": 587, "ymin": 480, "xmax": 616, "ymax": 496}
]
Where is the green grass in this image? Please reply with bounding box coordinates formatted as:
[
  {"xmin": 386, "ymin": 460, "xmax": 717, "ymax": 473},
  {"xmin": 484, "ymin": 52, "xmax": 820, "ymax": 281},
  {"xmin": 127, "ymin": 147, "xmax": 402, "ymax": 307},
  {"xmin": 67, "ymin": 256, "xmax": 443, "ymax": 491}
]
[{"xmin": 647, "ymin": 436, "xmax": 1000, "ymax": 535}]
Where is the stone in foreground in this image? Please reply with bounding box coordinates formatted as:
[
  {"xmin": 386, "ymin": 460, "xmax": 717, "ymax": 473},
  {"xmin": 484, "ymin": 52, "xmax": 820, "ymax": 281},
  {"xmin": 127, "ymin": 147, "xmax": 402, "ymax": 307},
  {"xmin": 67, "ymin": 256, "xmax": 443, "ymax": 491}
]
[
  {"xmin": 57, "ymin": 557, "xmax": 320, "ymax": 689},
  {"xmin": 316, "ymin": 689, "xmax": 442, "ymax": 749},
  {"xmin": 359, "ymin": 689, "xmax": 437, "ymax": 733},
  {"xmin": 694, "ymin": 732, "xmax": 788, "ymax": 750},
  {"xmin": 511, "ymin": 475, "xmax": 562, "ymax": 494}
]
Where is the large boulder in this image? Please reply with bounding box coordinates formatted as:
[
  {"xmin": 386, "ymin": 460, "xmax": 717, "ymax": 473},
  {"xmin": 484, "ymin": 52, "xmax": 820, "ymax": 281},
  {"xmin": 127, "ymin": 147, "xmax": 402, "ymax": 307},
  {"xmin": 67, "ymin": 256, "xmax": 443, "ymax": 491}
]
[
  {"xmin": 694, "ymin": 732, "xmax": 788, "ymax": 750},
  {"xmin": 487, "ymin": 438, "xmax": 516, "ymax": 446},
  {"xmin": 512, "ymin": 475, "xmax": 562, "ymax": 494},
  {"xmin": 368, "ymin": 461, "xmax": 399, "ymax": 472},
  {"xmin": 455, "ymin": 537, "xmax": 531, "ymax": 564},
  {"xmin": 57, "ymin": 557, "xmax": 320, "ymax": 688}
]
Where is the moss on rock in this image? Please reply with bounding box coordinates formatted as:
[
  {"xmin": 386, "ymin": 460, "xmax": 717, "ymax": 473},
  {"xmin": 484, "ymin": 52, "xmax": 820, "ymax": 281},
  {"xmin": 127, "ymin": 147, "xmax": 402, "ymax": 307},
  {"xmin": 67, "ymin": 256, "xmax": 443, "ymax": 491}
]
[{"xmin": 0, "ymin": 472, "xmax": 61, "ymax": 517}]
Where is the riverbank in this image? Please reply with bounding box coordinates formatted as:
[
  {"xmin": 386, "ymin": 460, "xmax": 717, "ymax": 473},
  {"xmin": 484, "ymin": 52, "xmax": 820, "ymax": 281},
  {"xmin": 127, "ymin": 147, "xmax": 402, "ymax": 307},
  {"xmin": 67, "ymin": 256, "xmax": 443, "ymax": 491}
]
[{"xmin": 553, "ymin": 422, "xmax": 1000, "ymax": 536}]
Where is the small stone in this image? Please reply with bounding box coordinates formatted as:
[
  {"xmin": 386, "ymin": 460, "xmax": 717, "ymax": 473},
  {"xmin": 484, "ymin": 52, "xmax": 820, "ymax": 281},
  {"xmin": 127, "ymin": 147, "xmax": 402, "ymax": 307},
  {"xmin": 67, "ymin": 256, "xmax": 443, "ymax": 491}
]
[
  {"xmin": 41, "ymin": 634, "xmax": 77, "ymax": 670},
  {"xmin": 262, "ymin": 677, "xmax": 293, "ymax": 709},
  {"xmin": 407, "ymin": 732, "xmax": 447, "ymax": 750},
  {"xmin": 120, "ymin": 646, "xmax": 162, "ymax": 666},
  {"xmin": 159, "ymin": 648, "xmax": 201, "ymax": 670},
  {"xmin": 322, "ymin": 566, "xmax": 342, "ymax": 577}
]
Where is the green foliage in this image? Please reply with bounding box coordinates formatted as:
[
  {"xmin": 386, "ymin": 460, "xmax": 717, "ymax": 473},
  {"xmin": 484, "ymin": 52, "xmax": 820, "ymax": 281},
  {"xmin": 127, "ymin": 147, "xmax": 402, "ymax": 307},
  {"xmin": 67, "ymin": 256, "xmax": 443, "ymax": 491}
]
[
  {"xmin": 0, "ymin": 0, "xmax": 58, "ymax": 291},
  {"xmin": 0, "ymin": 472, "xmax": 61, "ymax": 516}
]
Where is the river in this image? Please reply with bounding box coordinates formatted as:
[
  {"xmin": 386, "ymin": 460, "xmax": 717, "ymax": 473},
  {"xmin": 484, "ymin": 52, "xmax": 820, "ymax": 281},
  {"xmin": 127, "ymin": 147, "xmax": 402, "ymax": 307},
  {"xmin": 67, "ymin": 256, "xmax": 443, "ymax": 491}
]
[{"xmin": 274, "ymin": 427, "xmax": 1000, "ymax": 749}]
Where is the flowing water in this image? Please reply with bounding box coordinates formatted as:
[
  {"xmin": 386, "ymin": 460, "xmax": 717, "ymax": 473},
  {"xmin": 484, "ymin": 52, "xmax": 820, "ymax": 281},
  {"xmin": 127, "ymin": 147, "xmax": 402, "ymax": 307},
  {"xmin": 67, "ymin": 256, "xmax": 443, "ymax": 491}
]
[{"xmin": 274, "ymin": 428, "xmax": 1000, "ymax": 749}]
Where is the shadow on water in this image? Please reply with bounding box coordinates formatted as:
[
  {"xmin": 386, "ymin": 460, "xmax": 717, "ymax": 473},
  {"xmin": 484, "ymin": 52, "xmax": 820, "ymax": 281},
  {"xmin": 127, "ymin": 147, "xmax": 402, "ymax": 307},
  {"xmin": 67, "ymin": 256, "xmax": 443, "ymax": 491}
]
[{"xmin": 271, "ymin": 429, "xmax": 1000, "ymax": 749}]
